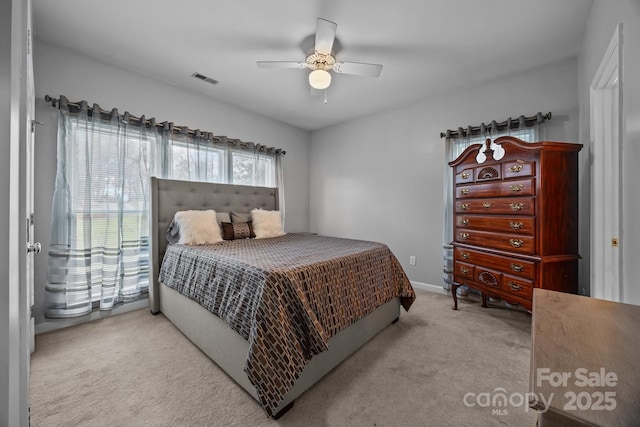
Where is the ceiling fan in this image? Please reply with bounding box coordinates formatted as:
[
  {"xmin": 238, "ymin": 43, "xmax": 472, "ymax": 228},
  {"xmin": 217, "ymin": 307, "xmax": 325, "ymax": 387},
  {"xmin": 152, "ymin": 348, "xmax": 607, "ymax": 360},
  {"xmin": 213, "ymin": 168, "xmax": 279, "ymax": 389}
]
[{"xmin": 257, "ymin": 18, "xmax": 383, "ymax": 91}]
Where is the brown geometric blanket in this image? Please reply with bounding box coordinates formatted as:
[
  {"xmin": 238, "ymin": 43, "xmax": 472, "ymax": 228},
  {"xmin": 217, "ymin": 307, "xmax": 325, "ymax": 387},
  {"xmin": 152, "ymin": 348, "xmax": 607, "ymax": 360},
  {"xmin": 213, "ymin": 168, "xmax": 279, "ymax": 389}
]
[{"xmin": 159, "ymin": 233, "xmax": 415, "ymax": 415}]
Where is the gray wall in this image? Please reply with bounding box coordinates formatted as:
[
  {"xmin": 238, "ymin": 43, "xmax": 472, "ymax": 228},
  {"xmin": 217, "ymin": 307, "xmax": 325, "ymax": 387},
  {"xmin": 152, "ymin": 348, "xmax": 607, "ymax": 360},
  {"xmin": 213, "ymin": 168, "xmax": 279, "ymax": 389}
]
[
  {"xmin": 309, "ymin": 58, "xmax": 582, "ymax": 289},
  {"xmin": 578, "ymin": 0, "xmax": 640, "ymax": 305},
  {"xmin": 32, "ymin": 40, "xmax": 311, "ymax": 325}
]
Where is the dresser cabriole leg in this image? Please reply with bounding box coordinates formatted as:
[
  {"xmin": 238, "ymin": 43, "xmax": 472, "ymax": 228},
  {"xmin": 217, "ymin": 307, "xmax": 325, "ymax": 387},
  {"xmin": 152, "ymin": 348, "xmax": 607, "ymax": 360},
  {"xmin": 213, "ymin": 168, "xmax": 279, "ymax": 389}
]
[{"xmin": 451, "ymin": 283, "xmax": 460, "ymax": 310}]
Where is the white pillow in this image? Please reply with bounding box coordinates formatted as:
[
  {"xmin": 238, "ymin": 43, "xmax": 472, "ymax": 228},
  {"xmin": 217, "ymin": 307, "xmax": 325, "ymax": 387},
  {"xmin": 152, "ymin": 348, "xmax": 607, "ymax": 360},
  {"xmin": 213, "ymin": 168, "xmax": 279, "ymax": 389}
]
[
  {"xmin": 251, "ymin": 209, "xmax": 285, "ymax": 239},
  {"xmin": 174, "ymin": 210, "xmax": 223, "ymax": 245}
]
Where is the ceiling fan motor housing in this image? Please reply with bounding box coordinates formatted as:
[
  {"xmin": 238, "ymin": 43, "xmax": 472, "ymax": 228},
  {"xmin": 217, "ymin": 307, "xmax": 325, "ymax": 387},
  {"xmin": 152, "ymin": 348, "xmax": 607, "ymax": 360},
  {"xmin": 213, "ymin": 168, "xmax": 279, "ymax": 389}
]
[{"xmin": 306, "ymin": 52, "xmax": 336, "ymax": 71}]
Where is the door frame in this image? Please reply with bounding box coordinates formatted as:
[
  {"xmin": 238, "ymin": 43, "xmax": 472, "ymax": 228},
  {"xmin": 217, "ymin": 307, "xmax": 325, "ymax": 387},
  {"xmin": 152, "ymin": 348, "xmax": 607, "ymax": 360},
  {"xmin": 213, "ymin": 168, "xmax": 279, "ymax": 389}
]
[
  {"xmin": 6, "ymin": 0, "xmax": 33, "ymax": 425},
  {"xmin": 590, "ymin": 23, "xmax": 623, "ymax": 302},
  {"xmin": 25, "ymin": 0, "xmax": 36, "ymax": 354}
]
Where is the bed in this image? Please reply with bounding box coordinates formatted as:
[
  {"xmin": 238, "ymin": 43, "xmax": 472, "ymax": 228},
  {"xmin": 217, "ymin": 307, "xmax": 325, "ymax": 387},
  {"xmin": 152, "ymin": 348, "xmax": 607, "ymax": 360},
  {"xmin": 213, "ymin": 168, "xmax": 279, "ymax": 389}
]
[{"xmin": 148, "ymin": 177, "xmax": 416, "ymax": 417}]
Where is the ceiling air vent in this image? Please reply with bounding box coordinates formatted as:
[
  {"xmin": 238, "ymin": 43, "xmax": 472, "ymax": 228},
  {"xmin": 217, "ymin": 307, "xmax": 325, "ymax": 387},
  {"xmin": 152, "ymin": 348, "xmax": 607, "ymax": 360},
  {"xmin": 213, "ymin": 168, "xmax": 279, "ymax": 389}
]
[{"xmin": 192, "ymin": 72, "xmax": 219, "ymax": 85}]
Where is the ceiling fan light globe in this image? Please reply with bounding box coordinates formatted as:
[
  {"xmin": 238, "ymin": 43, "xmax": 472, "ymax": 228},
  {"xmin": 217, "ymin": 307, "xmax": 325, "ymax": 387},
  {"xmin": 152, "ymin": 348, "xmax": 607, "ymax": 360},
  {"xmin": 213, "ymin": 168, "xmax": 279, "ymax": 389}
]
[{"xmin": 309, "ymin": 69, "xmax": 331, "ymax": 90}]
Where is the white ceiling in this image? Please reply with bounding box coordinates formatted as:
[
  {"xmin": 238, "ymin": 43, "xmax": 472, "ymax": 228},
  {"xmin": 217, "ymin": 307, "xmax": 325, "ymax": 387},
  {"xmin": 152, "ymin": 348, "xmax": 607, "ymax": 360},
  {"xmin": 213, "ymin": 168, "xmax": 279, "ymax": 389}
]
[{"xmin": 32, "ymin": 0, "xmax": 593, "ymax": 131}]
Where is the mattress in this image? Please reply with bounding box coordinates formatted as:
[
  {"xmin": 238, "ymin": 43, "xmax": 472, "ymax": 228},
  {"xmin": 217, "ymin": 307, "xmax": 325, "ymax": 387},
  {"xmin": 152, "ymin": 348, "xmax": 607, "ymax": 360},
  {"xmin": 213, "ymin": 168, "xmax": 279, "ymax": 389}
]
[{"xmin": 159, "ymin": 233, "xmax": 416, "ymax": 415}]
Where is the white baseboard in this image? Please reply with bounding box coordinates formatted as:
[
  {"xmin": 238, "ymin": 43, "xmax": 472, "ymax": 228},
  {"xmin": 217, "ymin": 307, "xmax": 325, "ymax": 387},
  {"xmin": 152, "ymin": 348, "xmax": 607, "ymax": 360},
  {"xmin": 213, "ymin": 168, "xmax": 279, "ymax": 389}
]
[
  {"xmin": 35, "ymin": 298, "xmax": 149, "ymax": 335},
  {"xmin": 411, "ymin": 281, "xmax": 448, "ymax": 295}
]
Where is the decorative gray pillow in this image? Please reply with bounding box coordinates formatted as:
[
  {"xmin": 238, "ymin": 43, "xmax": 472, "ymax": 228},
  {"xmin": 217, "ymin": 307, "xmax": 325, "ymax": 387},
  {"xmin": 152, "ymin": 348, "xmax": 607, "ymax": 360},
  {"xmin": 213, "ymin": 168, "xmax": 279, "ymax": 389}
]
[
  {"xmin": 165, "ymin": 219, "xmax": 180, "ymax": 244},
  {"xmin": 216, "ymin": 212, "xmax": 231, "ymax": 224},
  {"xmin": 231, "ymin": 211, "xmax": 252, "ymax": 223}
]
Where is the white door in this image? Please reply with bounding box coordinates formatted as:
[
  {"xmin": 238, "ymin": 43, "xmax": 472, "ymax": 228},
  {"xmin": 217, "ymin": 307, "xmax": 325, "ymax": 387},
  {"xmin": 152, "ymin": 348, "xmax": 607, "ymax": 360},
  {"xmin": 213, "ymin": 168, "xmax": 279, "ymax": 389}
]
[{"xmin": 590, "ymin": 24, "xmax": 622, "ymax": 302}]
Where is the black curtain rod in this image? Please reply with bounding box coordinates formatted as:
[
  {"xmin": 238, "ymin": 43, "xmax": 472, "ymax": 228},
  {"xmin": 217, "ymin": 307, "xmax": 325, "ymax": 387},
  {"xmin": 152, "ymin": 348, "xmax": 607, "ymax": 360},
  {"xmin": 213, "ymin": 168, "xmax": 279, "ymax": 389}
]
[
  {"xmin": 44, "ymin": 95, "xmax": 286, "ymax": 155},
  {"xmin": 440, "ymin": 112, "xmax": 552, "ymax": 139}
]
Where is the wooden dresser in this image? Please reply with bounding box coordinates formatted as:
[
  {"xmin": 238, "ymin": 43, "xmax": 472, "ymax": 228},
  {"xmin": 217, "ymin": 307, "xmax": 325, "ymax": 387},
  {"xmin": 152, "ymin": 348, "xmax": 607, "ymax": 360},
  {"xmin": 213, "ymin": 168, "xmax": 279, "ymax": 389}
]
[{"xmin": 449, "ymin": 136, "xmax": 582, "ymax": 311}]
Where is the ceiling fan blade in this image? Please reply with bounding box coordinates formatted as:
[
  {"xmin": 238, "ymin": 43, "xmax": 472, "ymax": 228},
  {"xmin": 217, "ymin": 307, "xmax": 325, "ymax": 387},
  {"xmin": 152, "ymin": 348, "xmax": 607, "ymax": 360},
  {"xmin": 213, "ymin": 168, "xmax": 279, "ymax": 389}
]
[
  {"xmin": 333, "ymin": 61, "xmax": 383, "ymax": 77},
  {"xmin": 315, "ymin": 18, "xmax": 337, "ymax": 55},
  {"xmin": 257, "ymin": 61, "xmax": 307, "ymax": 69}
]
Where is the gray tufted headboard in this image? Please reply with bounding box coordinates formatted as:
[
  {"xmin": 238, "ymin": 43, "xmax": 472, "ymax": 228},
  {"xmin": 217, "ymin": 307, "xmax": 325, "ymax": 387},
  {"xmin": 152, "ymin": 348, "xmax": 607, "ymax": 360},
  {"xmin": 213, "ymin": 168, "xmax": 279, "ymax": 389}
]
[{"xmin": 149, "ymin": 177, "xmax": 278, "ymax": 313}]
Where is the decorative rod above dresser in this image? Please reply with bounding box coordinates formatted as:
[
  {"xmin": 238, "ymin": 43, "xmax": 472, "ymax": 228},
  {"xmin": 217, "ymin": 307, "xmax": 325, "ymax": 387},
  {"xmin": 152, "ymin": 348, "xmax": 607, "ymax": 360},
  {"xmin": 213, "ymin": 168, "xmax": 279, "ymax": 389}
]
[{"xmin": 440, "ymin": 112, "xmax": 552, "ymax": 139}]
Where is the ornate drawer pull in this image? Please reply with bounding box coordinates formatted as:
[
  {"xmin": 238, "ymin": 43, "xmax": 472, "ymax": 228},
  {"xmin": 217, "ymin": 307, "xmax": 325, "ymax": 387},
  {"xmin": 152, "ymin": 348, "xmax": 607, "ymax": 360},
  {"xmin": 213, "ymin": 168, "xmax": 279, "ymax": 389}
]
[
  {"xmin": 483, "ymin": 202, "xmax": 492, "ymax": 208},
  {"xmin": 510, "ymin": 263, "xmax": 524, "ymax": 272},
  {"xmin": 461, "ymin": 172, "xmax": 470, "ymax": 179},
  {"xmin": 508, "ymin": 165, "xmax": 523, "ymax": 173},
  {"xmin": 510, "ymin": 203, "xmax": 524, "ymax": 211},
  {"xmin": 460, "ymin": 188, "xmax": 470, "ymax": 195},
  {"xmin": 459, "ymin": 232, "xmax": 470, "ymax": 240},
  {"xmin": 509, "ymin": 221, "xmax": 524, "ymax": 230},
  {"xmin": 460, "ymin": 218, "xmax": 469, "ymax": 225},
  {"xmin": 509, "ymin": 184, "xmax": 524, "ymax": 192},
  {"xmin": 508, "ymin": 282, "xmax": 522, "ymax": 291},
  {"xmin": 461, "ymin": 252, "xmax": 470, "ymax": 260},
  {"xmin": 478, "ymin": 271, "xmax": 498, "ymax": 287},
  {"xmin": 460, "ymin": 203, "xmax": 470, "ymax": 210},
  {"xmin": 461, "ymin": 267, "xmax": 470, "ymax": 275},
  {"xmin": 509, "ymin": 239, "xmax": 524, "ymax": 248}
]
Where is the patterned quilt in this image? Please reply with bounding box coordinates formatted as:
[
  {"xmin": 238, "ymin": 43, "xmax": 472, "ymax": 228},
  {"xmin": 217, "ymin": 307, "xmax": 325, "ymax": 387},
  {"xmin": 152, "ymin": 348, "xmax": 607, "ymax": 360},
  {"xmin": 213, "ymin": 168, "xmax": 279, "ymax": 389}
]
[{"xmin": 159, "ymin": 233, "xmax": 416, "ymax": 415}]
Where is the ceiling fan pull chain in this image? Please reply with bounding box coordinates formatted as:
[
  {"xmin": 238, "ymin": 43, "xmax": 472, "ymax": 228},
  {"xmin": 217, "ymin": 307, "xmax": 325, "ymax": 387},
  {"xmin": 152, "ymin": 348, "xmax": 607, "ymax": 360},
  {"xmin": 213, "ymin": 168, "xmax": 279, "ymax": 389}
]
[{"xmin": 324, "ymin": 89, "xmax": 328, "ymax": 104}]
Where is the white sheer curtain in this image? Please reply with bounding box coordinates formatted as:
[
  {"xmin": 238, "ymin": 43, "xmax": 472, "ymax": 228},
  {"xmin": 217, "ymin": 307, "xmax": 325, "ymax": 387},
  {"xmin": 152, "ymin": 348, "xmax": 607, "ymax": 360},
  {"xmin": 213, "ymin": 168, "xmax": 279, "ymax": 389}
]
[
  {"xmin": 276, "ymin": 154, "xmax": 285, "ymax": 227},
  {"xmin": 45, "ymin": 102, "xmax": 155, "ymax": 318},
  {"xmin": 442, "ymin": 127, "xmax": 472, "ymax": 293},
  {"xmin": 44, "ymin": 97, "xmax": 284, "ymax": 318},
  {"xmin": 442, "ymin": 114, "xmax": 546, "ymax": 295},
  {"xmin": 159, "ymin": 124, "xmax": 227, "ymax": 183}
]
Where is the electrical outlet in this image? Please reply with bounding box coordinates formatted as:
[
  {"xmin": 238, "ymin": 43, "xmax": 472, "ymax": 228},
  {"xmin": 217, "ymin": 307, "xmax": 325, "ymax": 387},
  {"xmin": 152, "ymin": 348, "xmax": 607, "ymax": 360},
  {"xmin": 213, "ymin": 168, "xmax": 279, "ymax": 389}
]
[{"xmin": 409, "ymin": 256, "xmax": 416, "ymax": 266}]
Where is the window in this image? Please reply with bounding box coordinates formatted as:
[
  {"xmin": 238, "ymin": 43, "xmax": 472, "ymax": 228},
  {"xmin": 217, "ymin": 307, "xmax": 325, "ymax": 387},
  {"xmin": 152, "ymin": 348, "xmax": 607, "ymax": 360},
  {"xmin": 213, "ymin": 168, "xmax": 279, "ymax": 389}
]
[
  {"xmin": 66, "ymin": 119, "xmax": 153, "ymax": 306},
  {"xmin": 46, "ymin": 109, "xmax": 279, "ymax": 318},
  {"xmin": 166, "ymin": 140, "xmax": 275, "ymax": 186},
  {"xmin": 451, "ymin": 128, "xmax": 537, "ymax": 160},
  {"xmin": 170, "ymin": 141, "xmax": 226, "ymax": 183},
  {"xmin": 67, "ymin": 125, "xmax": 275, "ymax": 307},
  {"xmin": 231, "ymin": 150, "xmax": 275, "ymax": 187}
]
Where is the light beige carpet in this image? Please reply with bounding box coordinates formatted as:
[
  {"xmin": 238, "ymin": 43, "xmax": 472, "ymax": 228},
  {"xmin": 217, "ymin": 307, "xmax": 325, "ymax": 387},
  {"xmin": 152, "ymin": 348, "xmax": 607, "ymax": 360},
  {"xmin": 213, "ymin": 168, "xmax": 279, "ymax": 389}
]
[{"xmin": 30, "ymin": 290, "xmax": 537, "ymax": 426}]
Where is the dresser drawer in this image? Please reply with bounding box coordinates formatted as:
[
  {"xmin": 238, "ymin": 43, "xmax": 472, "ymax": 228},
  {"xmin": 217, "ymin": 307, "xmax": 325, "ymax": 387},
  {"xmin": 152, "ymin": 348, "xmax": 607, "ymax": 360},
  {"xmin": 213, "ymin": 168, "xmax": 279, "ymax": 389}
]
[
  {"xmin": 475, "ymin": 266, "xmax": 503, "ymax": 291},
  {"xmin": 503, "ymin": 160, "xmax": 535, "ymax": 179},
  {"xmin": 455, "ymin": 229, "xmax": 536, "ymax": 254},
  {"xmin": 455, "ymin": 167, "xmax": 475, "ymax": 185},
  {"xmin": 455, "ymin": 261, "xmax": 475, "ymax": 281},
  {"xmin": 456, "ymin": 178, "xmax": 535, "ymax": 199},
  {"xmin": 455, "ymin": 197, "xmax": 534, "ymax": 215},
  {"xmin": 454, "ymin": 247, "xmax": 536, "ymax": 280},
  {"xmin": 456, "ymin": 215, "xmax": 535, "ymax": 235},
  {"xmin": 503, "ymin": 274, "xmax": 534, "ymax": 300}
]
